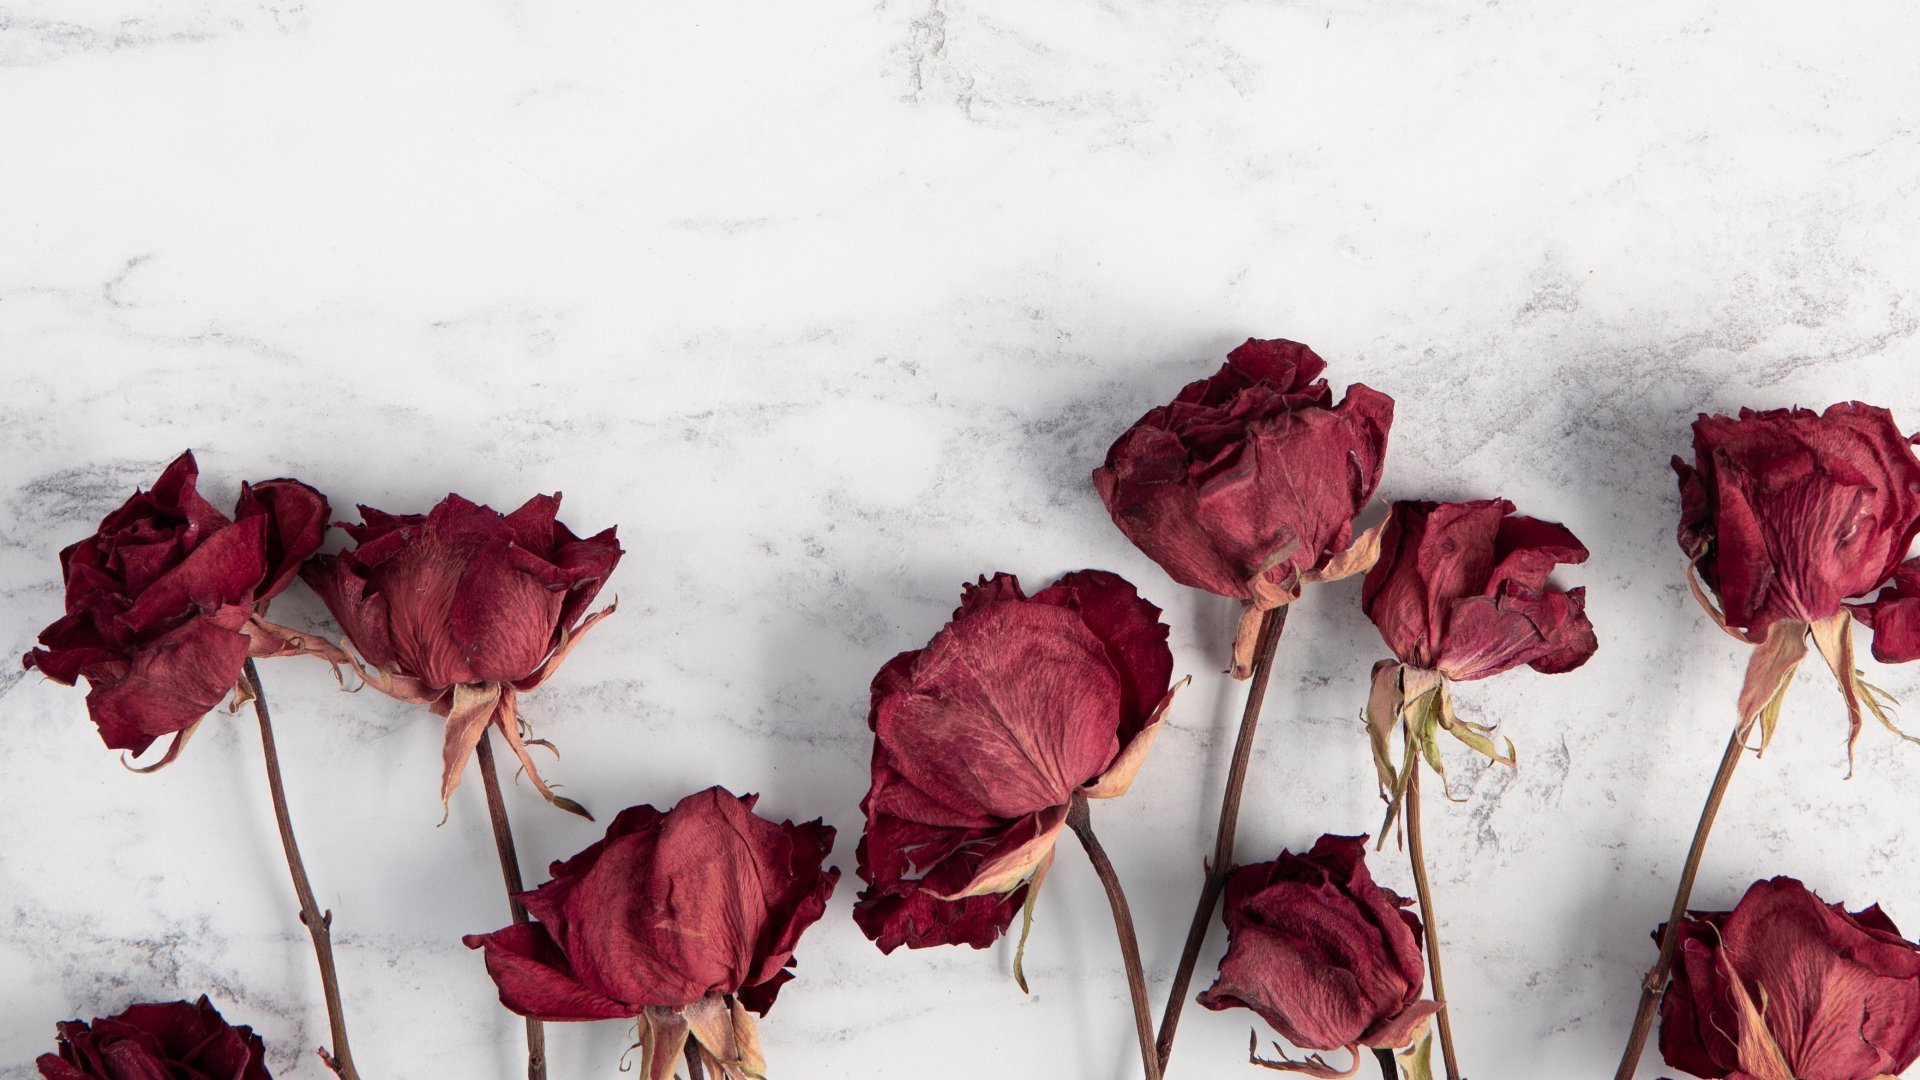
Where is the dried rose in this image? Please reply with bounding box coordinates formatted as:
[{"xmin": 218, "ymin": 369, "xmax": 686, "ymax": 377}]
[
  {"xmin": 1658, "ymin": 876, "xmax": 1920, "ymax": 1080},
  {"xmin": 1197, "ymin": 834, "xmax": 1438, "ymax": 1075},
  {"xmin": 462, "ymin": 786, "xmax": 838, "ymax": 1080},
  {"xmin": 300, "ymin": 492, "xmax": 621, "ymax": 817},
  {"xmin": 1360, "ymin": 499, "xmax": 1594, "ymax": 832},
  {"xmin": 37, "ymin": 996, "xmax": 273, "ymax": 1080},
  {"xmin": 23, "ymin": 451, "xmax": 339, "ymax": 768},
  {"xmin": 1093, "ymin": 338, "xmax": 1393, "ymax": 676},
  {"xmin": 853, "ymin": 571, "xmax": 1177, "ymax": 963},
  {"xmin": 1674, "ymin": 404, "xmax": 1920, "ymax": 767}
]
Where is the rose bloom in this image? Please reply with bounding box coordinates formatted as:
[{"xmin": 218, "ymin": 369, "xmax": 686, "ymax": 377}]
[
  {"xmin": 1674, "ymin": 404, "xmax": 1920, "ymax": 764},
  {"xmin": 1198, "ymin": 834, "xmax": 1437, "ymax": 1069},
  {"xmin": 1094, "ymin": 338, "xmax": 1392, "ymax": 676},
  {"xmin": 853, "ymin": 571, "xmax": 1175, "ymax": 954},
  {"xmin": 463, "ymin": 786, "xmax": 837, "ymax": 1080},
  {"xmin": 301, "ymin": 492, "xmax": 621, "ymax": 816},
  {"xmin": 23, "ymin": 451, "xmax": 336, "ymax": 768},
  {"xmin": 1359, "ymin": 499, "xmax": 1594, "ymax": 821},
  {"xmin": 37, "ymin": 996, "xmax": 272, "ymax": 1080},
  {"xmin": 1658, "ymin": 876, "xmax": 1920, "ymax": 1080}
]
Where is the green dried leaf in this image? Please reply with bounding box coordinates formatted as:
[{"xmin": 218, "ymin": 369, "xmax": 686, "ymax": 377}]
[{"xmin": 1397, "ymin": 1027, "xmax": 1436, "ymax": 1080}]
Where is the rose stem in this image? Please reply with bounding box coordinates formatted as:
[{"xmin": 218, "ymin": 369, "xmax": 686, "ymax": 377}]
[
  {"xmin": 1613, "ymin": 729, "xmax": 1744, "ymax": 1079},
  {"xmin": 1066, "ymin": 793, "xmax": 1163, "ymax": 1080},
  {"xmin": 1155, "ymin": 603, "xmax": 1291, "ymax": 1071},
  {"xmin": 1375, "ymin": 1047, "xmax": 1399, "ymax": 1080},
  {"xmin": 1405, "ymin": 763, "xmax": 1461, "ymax": 1080},
  {"xmin": 241, "ymin": 659, "xmax": 362, "ymax": 1080},
  {"xmin": 684, "ymin": 1048, "xmax": 706, "ymax": 1080},
  {"xmin": 475, "ymin": 735, "xmax": 549, "ymax": 1080}
]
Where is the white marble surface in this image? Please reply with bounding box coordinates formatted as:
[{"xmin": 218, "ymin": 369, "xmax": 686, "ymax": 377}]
[{"xmin": 5, "ymin": 2, "xmax": 1920, "ymax": 1077}]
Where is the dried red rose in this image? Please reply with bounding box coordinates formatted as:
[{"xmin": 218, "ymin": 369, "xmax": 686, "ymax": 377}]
[
  {"xmin": 301, "ymin": 492, "xmax": 621, "ymax": 817},
  {"xmin": 853, "ymin": 571, "xmax": 1176, "ymax": 957},
  {"xmin": 23, "ymin": 451, "xmax": 339, "ymax": 767},
  {"xmin": 37, "ymin": 996, "xmax": 273, "ymax": 1080},
  {"xmin": 1658, "ymin": 876, "xmax": 1920, "ymax": 1080},
  {"xmin": 462, "ymin": 786, "xmax": 838, "ymax": 1080},
  {"xmin": 1093, "ymin": 338, "xmax": 1393, "ymax": 676},
  {"xmin": 1198, "ymin": 834, "xmax": 1437, "ymax": 1075},
  {"xmin": 1674, "ymin": 405, "xmax": 1920, "ymax": 766},
  {"xmin": 1360, "ymin": 499, "xmax": 1594, "ymax": 829}
]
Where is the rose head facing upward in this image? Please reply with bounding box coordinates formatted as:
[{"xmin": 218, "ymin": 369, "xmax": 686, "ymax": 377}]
[
  {"xmin": 37, "ymin": 996, "xmax": 272, "ymax": 1080},
  {"xmin": 1674, "ymin": 405, "xmax": 1920, "ymax": 767},
  {"xmin": 1198, "ymin": 834, "xmax": 1437, "ymax": 1071},
  {"xmin": 23, "ymin": 451, "xmax": 338, "ymax": 768},
  {"xmin": 853, "ymin": 571, "xmax": 1176, "ymax": 956},
  {"xmin": 1658, "ymin": 876, "xmax": 1920, "ymax": 1080},
  {"xmin": 301, "ymin": 491, "xmax": 621, "ymax": 818},
  {"xmin": 1094, "ymin": 338, "xmax": 1393, "ymax": 676},
  {"xmin": 1359, "ymin": 499, "xmax": 1595, "ymax": 836},
  {"xmin": 462, "ymin": 786, "xmax": 838, "ymax": 1080}
]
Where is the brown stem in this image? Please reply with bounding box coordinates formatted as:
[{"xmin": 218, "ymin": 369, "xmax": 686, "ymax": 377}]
[
  {"xmin": 1155, "ymin": 603, "xmax": 1290, "ymax": 1071},
  {"xmin": 1375, "ymin": 1046, "xmax": 1399, "ymax": 1080},
  {"xmin": 1066, "ymin": 794, "xmax": 1162, "ymax": 1080},
  {"xmin": 476, "ymin": 735, "xmax": 548, "ymax": 1080},
  {"xmin": 685, "ymin": 1047, "xmax": 706, "ymax": 1080},
  {"xmin": 1614, "ymin": 729, "xmax": 1745, "ymax": 1079},
  {"xmin": 1406, "ymin": 764, "xmax": 1461, "ymax": 1080},
  {"xmin": 241, "ymin": 659, "xmax": 362, "ymax": 1080}
]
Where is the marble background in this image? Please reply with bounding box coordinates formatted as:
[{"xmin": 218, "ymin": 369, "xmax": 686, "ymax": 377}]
[{"xmin": 4, "ymin": 2, "xmax": 1920, "ymax": 1077}]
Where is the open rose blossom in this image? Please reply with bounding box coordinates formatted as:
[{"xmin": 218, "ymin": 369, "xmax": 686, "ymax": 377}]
[
  {"xmin": 1360, "ymin": 499, "xmax": 1595, "ymax": 826},
  {"xmin": 1675, "ymin": 404, "xmax": 1920, "ymax": 764},
  {"xmin": 301, "ymin": 492, "xmax": 621, "ymax": 817},
  {"xmin": 1093, "ymin": 338, "xmax": 1393, "ymax": 676},
  {"xmin": 1197, "ymin": 834, "xmax": 1437, "ymax": 1075},
  {"xmin": 1657, "ymin": 876, "xmax": 1920, "ymax": 1080},
  {"xmin": 23, "ymin": 451, "xmax": 339, "ymax": 767},
  {"xmin": 462, "ymin": 786, "xmax": 838, "ymax": 1080},
  {"xmin": 853, "ymin": 571, "xmax": 1176, "ymax": 956},
  {"xmin": 37, "ymin": 996, "xmax": 272, "ymax": 1080}
]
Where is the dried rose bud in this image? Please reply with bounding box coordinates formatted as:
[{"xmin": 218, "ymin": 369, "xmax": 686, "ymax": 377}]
[
  {"xmin": 853, "ymin": 571, "xmax": 1177, "ymax": 961},
  {"xmin": 462, "ymin": 787, "xmax": 838, "ymax": 1080},
  {"xmin": 37, "ymin": 996, "xmax": 273, "ymax": 1080},
  {"xmin": 1658, "ymin": 876, "xmax": 1920, "ymax": 1080},
  {"xmin": 1198, "ymin": 834, "xmax": 1437, "ymax": 1073},
  {"xmin": 23, "ymin": 451, "xmax": 339, "ymax": 768},
  {"xmin": 1094, "ymin": 338, "xmax": 1393, "ymax": 676},
  {"xmin": 1674, "ymin": 404, "xmax": 1920, "ymax": 767},
  {"xmin": 301, "ymin": 492, "xmax": 621, "ymax": 817}
]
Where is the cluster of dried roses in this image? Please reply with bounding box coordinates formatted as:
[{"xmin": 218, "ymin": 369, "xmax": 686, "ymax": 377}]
[{"xmin": 21, "ymin": 340, "xmax": 1920, "ymax": 1080}]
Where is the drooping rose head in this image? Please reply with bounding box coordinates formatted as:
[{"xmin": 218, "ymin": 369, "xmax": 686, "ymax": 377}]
[
  {"xmin": 301, "ymin": 492, "xmax": 622, "ymax": 816},
  {"xmin": 1676, "ymin": 404, "xmax": 1920, "ymax": 641},
  {"xmin": 23, "ymin": 451, "xmax": 335, "ymax": 766},
  {"xmin": 1658, "ymin": 876, "xmax": 1920, "ymax": 1080},
  {"xmin": 463, "ymin": 786, "xmax": 838, "ymax": 1080},
  {"xmin": 1094, "ymin": 338, "xmax": 1393, "ymax": 675},
  {"xmin": 1361, "ymin": 499, "xmax": 1597, "ymax": 682},
  {"xmin": 854, "ymin": 571, "xmax": 1176, "ymax": 953},
  {"xmin": 37, "ymin": 996, "xmax": 273, "ymax": 1080},
  {"xmin": 1198, "ymin": 834, "xmax": 1438, "ymax": 1061}
]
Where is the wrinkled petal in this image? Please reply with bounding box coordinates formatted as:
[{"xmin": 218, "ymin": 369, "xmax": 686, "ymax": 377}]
[
  {"xmin": 235, "ymin": 478, "xmax": 331, "ymax": 601},
  {"xmin": 86, "ymin": 607, "xmax": 252, "ymax": 756},
  {"xmin": 460, "ymin": 923, "xmax": 631, "ymax": 1022}
]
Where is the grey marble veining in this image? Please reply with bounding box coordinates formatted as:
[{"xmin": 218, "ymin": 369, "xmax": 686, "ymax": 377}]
[{"xmin": 5, "ymin": 2, "xmax": 1920, "ymax": 1077}]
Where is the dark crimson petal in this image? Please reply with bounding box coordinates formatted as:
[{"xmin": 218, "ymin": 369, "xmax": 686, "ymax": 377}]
[
  {"xmin": 1487, "ymin": 514, "xmax": 1589, "ymax": 594},
  {"xmin": 852, "ymin": 870, "xmax": 1025, "ymax": 954},
  {"xmin": 462, "ymin": 923, "xmax": 632, "ymax": 1022},
  {"xmin": 118, "ymin": 516, "xmax": 269, "ymax": 636},
  {"xmin": 551, "ymin": 525, "xmax": 623, "ymax": 631},
  {"xmin": 740, "ymin": 814, "xmax": 840, "ymax": 997},
  {"xmin": 1855, "ymin": 558, "xmax": 1920, "ymax": 664},
  {"xmin": 1223, "ymin": 337, "xmax": 1329, "ymax": 394},
  {"xmin": 1031, "ymin": 570, "xmax": 1173, "ymax": 746},
  {"xmin": 298, "ymin": 555, "xmax": 399, "ymax": 672},
  {"xmin": 450, "ymin": 542, "xmax": 566, "ymax": 683},
  {"xmin": 1093, "ymin": 425, "xmax": 1248, "ymax": 598},
  {"xmin": 86, "ymin": 607, "xmax": 252, "ymax": 755},
  {"xmin": 501, "ymin": 493, "xmax": 563, "ymax": 554},
  {"xmin": 369, "ymin": 522, "xmax": 481, "ymax": 688},
  {"xmin": 235, "ymin": 478, "xmax": 331, "ymax": 602}
]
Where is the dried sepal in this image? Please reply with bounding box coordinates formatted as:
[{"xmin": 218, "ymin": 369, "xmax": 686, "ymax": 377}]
[
  {"xmin": 1011, "ymin": 848, "xmax": 1055, "ymax": 994},
  {"xmin": 1247, "ymin": 1029, "xmax": 1362, "ymax": 1077},
  {"xmin": 1396, "ymin": 1021, "xmax": 1436, "ymax": 1080}
]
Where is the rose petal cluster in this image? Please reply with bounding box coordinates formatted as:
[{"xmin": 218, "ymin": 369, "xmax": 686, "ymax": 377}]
[
  {"xmin": 1094, "ymin": 338, "xmax": 1393, "ymax": 675},
  {"xmin": 37, "ymin": 996, "xmax": 272, "ymax": 1080},
  {"xmin": 23, "ymin": 451, "xmax": 332, "ymax": 763},
  {"xmin": 854, "ymin": 571, "xmax": 1174, "ymax": 953},
  {"xmin": 1198, "ymin": 834, "xmax": 1437, "ymax": 1061},
  {"xmin": 1658, "ymin": 876, "xmax": 1920, "ymax": 1080},
  {"xmin": 1675, "ymin": 403, "xmax": 1920, "ymax": 640},
  {"xmin": 1362, "ymin": 499, "xmax": 1597, "ymax": 682},
  {"xmin": 302, "ymin": 492, "xmax": 622, "ymax": 814},
  {"xmin": 463, "ymin": 786, "xmax": 838, "ymax": 1079}
]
